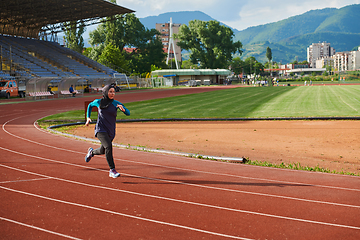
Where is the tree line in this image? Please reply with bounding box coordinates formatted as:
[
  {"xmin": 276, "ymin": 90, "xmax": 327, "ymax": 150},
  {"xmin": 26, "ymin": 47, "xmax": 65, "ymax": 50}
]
[{"xmin": 64, "ymin": 8, "xmax": 273, "ymax": 77}]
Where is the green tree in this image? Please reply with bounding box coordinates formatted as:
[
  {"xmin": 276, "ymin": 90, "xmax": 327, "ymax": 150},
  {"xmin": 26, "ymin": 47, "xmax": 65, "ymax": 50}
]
[
  {"xmin": 132, "ymin": 30, "xmax": 167, "ymax": 74},
  {"xmin": 266, "ymin": 47, "xmax": 272, "ymax": 63},
  {"xmin": 181, "ymin": 59, "xmax": 199, "ymax": 69},
  {"xmin": 151, "ymin": 64, "xmax": 162, "ymax": 71},
  {"xmin": 63, "ymin": 20, "xmax": 85, "ymax": 53},
  {"xmin": 266, "ymin": 46, "xmax": 272, "ymax": 76},
  {"xmin": 254, "ymin": 62, "xmax": 264, "ymax": 75},
  {"xmin": 175, "ymin": 20, "xmax": 242, "ymax": 69},
  {"xmin": 85, "ymin": 43, "xmax": 105, "ymax": 62},
  {"xmin": 243, "ymin": 56, "xmax": 264, "ymax": 75},
  {"xmin": 325, "ymin": 64, "xmax": 332, "ymax": 75},
  {"xmin": 229, "ymin": 57, "xmax": 244, "ymax": 75},
  {"xmin": 98, "ymin": 43, "xmax": 129, "ymax": 73},
  {"xmin": 89, "ymin": 13, "xmax": 166, "ymax": 74},
  {"xmin": 82, "ymin": 47, "xmax": 92, "ymax": 58}
]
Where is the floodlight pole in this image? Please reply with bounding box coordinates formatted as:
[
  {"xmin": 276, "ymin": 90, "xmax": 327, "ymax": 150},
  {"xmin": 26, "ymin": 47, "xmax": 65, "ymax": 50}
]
[
  {"xmin": 0, "ymin": 45, "xmax": 2, "ymax": 71},
  {"xmin": 166, "ymin": 18, "xmax": 179, "ymax": 69}
]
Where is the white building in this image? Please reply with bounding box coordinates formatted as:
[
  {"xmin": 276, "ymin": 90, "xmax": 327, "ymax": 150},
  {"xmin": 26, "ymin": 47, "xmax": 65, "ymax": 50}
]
[
  {"xmin": 350, "ymin": 47, "xmax": 360, "ymax": 70},
  {"xmin": 151, "ymin": 69, "xmax": 231, "ymax": 86},
  {"xmin": 333, "ymin": 51, "xmax": 351, "ymax": 72},
  {"xmin": 314, "ymin": 47, "xmax": 360, "ymax": 72},
  {"xmin": 307, "ymin": 42, "xmax": 335, "ymax": 68}
]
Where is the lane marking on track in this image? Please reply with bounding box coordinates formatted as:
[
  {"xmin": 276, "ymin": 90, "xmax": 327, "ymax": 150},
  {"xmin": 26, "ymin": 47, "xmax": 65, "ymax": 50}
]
[
  {"xmin": 3, "ymin": 116, "xmax": 360, "ymax": 194},
  {"xmin": 0, "ymin": 185, "xmax": 253, "ymax": 240},
  {"xmin": 2, "ymin": 116, "xmax": 360, "ymax": 210},
  {"xmin": 0, "ymin": 217, "xmax": 82, "ymax": 240},
  {"xmin": 32, "ymin": 118, "xmax": 360, "ymax": 192},
  {"xmin": 1, "ymin": 164, "xmax": 360, "ymax": 231},
  {"xmin": 0, "ymin": 177, "xmax": 53, "ymax": 184},
  {"xmin": 0, "ymin": 112, "xmax": 28, "ymax": 120},
  {"xmin": 1, "ymin": 145, "xmax": 360, "ymax": 210},
  {"xmin": 115, "ymin": 155, "xmax": 360, "ymax": 192}
]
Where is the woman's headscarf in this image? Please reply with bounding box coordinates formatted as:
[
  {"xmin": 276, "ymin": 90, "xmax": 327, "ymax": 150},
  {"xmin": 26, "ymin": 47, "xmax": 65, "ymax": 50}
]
[{"xmin": 100, "ymin": 84, "xmax": 115, "ymax": 109}]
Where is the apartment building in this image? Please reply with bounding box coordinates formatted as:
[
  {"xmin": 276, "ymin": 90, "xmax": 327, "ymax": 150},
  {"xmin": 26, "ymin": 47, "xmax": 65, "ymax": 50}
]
[
  {"xmin": 307, "ymin": 42, "xmax": 335, "ymax": 68},
  {"xmin": 312, "ymin": 46, "xmax": 360, "ymax": 72},
  {"xmin": 333, "ymin": 51, "xmax": 351, "ymax": 71},
  {"xmin": 332, "ymin": 48, "xmax": 360, "ymax": 71},
  {"xmin": 315, "ymin": 56, "xmax": 334, "ymax": 69},
  {"xmin": 155, "ymin": 21, "xmax": 182, "ymax": 63},
  {"xmin": 350, "ymin": 47, "xmax": 360, "ymax": 70}
]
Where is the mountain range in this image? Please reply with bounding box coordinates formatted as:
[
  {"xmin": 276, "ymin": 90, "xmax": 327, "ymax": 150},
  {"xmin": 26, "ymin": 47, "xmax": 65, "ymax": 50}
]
[
  {"xmin": 139, "ymin": 4, "xmax": 360, "ymax": 64},
  {"xmin": 139, "ymin": 11, "xmax": 239, "ymax": 34}
]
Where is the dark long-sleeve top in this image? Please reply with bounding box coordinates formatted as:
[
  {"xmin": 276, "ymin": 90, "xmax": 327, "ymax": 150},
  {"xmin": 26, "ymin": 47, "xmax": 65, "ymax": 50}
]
[{"xmin": 87, "ymin": 99, "xmax": 130, "ymax": 140}]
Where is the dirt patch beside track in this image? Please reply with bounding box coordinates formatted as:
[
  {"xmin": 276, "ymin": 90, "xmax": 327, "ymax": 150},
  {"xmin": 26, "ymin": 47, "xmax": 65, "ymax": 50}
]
[{"xmin": 69, "ymin": 120, "xmax": 360, "ymax": 175}]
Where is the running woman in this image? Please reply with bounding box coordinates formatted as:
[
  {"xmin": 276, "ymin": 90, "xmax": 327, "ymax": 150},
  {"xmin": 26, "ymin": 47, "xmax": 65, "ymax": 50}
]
[{"xmin": 85, "ymin": 84, "xmax": 130, "ymax": 178}]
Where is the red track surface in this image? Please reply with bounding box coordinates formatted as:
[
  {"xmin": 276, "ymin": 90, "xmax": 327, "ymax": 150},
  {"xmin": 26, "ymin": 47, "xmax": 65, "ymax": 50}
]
[{"xmin": 1, "ymin": 87, "xmax": 359, "ymax": 239}]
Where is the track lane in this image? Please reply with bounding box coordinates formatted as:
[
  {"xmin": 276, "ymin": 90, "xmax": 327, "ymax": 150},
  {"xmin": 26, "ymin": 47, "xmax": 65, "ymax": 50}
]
[
  {"xmin": 4, "ymin": 116, "xmax": 360, "ymax": 195},
  {"xmin": 2, "ymin": 133, "xmax": 360, "ymax": 212},
  {"xmin": 2, "ymin": 123, "xmax": 360, "ymax": 212},
  {"xmin": 1, "ymin": 164, "xmax": 360, "ymax": 240},
  {"xmin": 0, "ymin": 138, "xmax": 360, "ymax": 233}
]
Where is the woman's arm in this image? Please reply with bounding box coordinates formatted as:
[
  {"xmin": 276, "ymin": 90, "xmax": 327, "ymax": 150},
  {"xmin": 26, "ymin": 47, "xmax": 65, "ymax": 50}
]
[
  {"xmin": 85, "ymin": 100, "xmax": 100, "ymax": 126},
  {"xmin": 114, "ymin": 101, "xmax": 130, "ymax": 116}
]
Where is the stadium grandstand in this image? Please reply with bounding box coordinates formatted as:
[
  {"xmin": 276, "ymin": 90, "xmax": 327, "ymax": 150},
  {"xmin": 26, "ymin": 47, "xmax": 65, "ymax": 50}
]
[{"xmin": 0, "ymin": 0, "xmax": 135, "ymax": 98}]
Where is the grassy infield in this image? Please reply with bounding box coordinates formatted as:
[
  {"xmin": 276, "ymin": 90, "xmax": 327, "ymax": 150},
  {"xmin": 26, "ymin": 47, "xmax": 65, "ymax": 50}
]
[{"xmin": 40, "ymin": 85, "xmax": 360, "ymax": 175}]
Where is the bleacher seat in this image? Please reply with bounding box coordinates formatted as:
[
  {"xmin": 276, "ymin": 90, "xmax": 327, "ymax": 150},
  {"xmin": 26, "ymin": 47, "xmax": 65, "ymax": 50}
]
[{"xmin": 0, "ymin": 35, "xmax": 118, "ymax": 79}]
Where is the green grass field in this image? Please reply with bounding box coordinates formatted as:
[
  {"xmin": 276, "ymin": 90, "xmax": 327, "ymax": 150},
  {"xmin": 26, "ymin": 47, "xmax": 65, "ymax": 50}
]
[
  {"xmin": 117, "ymin": 85, "xmax": 360, "ymax": 119},
  {"xmin": 39, "ymin": 85, "xmax": 360, "ymax": 123}
]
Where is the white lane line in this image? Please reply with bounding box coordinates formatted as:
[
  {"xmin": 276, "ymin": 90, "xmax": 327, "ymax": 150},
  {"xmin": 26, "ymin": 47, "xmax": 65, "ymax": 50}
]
[
  {"xmin": 2, "ymin": 116, "xmax": 360, "ymax": 194},
  {"xmin": 0, "ymin": 185, "xmax": 252, "ymax": 240},
  {"xmin": 31, "ymin": 118, "xmax": 360, "ymax": 191},
  {"xmin": 0, "ymin": 216, "xmax": 82, "ymax": 240},
  {"xmin": 0, "ymin": 112, "xmax": 27, "ymax": 120},
  {"xmin": 2, "ymin": 116, "xmax": 82, "ymax": 154},
  {"xmin": 116, "ymin": 155, "xmax": 360, "ymax": 192},
  {"xmin": 1, "ymin": 145, "xmax": 360, "ymax": 210},
  {"xmin": 0, "ymin": 146, "xmax": 107, "ymax": 172},
  {"xmin": 1, "ymin": 164, "xmax": 360, "ymax": 231},
  {"xmin": 45, "ymin": 124, "xmax": 360, "ymax": 193},
  {"xmin": 0, "ymin": 177, "xmax": 53, "ymax": 184}
]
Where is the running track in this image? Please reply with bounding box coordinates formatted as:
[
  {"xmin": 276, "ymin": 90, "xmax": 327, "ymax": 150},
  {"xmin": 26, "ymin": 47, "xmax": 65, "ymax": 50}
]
[{"xmin": 1, "ymin": 88, "xmax": 359, "ymax": 239}]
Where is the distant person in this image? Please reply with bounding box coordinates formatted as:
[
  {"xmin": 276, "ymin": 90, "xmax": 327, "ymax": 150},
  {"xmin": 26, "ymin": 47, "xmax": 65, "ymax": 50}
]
[
  {"xmin": 47, "ymin": 86, "xmax": 54, "ymax": 95},
  {"xmin": 69, "ymin": 85, "xmax": 76, "ymax": 97},
  {"xmin": 85, "ymin": 84, "xmax": 130, "ymax": 178}
]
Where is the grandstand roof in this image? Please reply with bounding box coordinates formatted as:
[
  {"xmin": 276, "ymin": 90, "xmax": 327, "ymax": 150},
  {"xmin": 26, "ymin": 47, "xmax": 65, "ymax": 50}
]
[{"xmin": 0, "ymin": 0, "xmax": 134, "ymax": 38}]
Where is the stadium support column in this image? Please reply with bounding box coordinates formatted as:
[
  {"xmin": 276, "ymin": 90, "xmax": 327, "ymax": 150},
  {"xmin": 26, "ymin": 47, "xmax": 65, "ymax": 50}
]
[
  {"xmin": 9, "ymin": 46, "xmax": 12, "ymax": 74},
  {"xmin": 166, "ymin": 18, "xmax": 179, "ymax": 69}
]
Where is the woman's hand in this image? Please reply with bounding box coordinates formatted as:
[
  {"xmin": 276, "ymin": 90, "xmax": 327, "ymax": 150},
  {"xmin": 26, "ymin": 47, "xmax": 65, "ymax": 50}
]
[
  {"xmin": 117, "ymin": 104, "xmax": 125, "ymax": 112},
  {"xmin": 85, "ymin": 117, "xmax": 92, "ymax": 126}
]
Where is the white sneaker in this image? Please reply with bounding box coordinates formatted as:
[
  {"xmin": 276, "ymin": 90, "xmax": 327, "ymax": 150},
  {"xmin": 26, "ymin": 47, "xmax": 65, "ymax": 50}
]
[
  {"xmin": 109, "ymin": 169, "xmax": 120, "ymax": 178},
  {"xmin": 85, "ymin": 147, "xmax": 93, "ymax": 163}
]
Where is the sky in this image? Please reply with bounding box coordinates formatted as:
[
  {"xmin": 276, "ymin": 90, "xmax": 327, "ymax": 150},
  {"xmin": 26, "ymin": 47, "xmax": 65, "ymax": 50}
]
[
  {"xmin": 81, "ymin": 0, "xmax": 359, "ymax": 40},
  {"xmin": 118, "ymin": 0, "xmax": 360, "ymax": 31}
]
